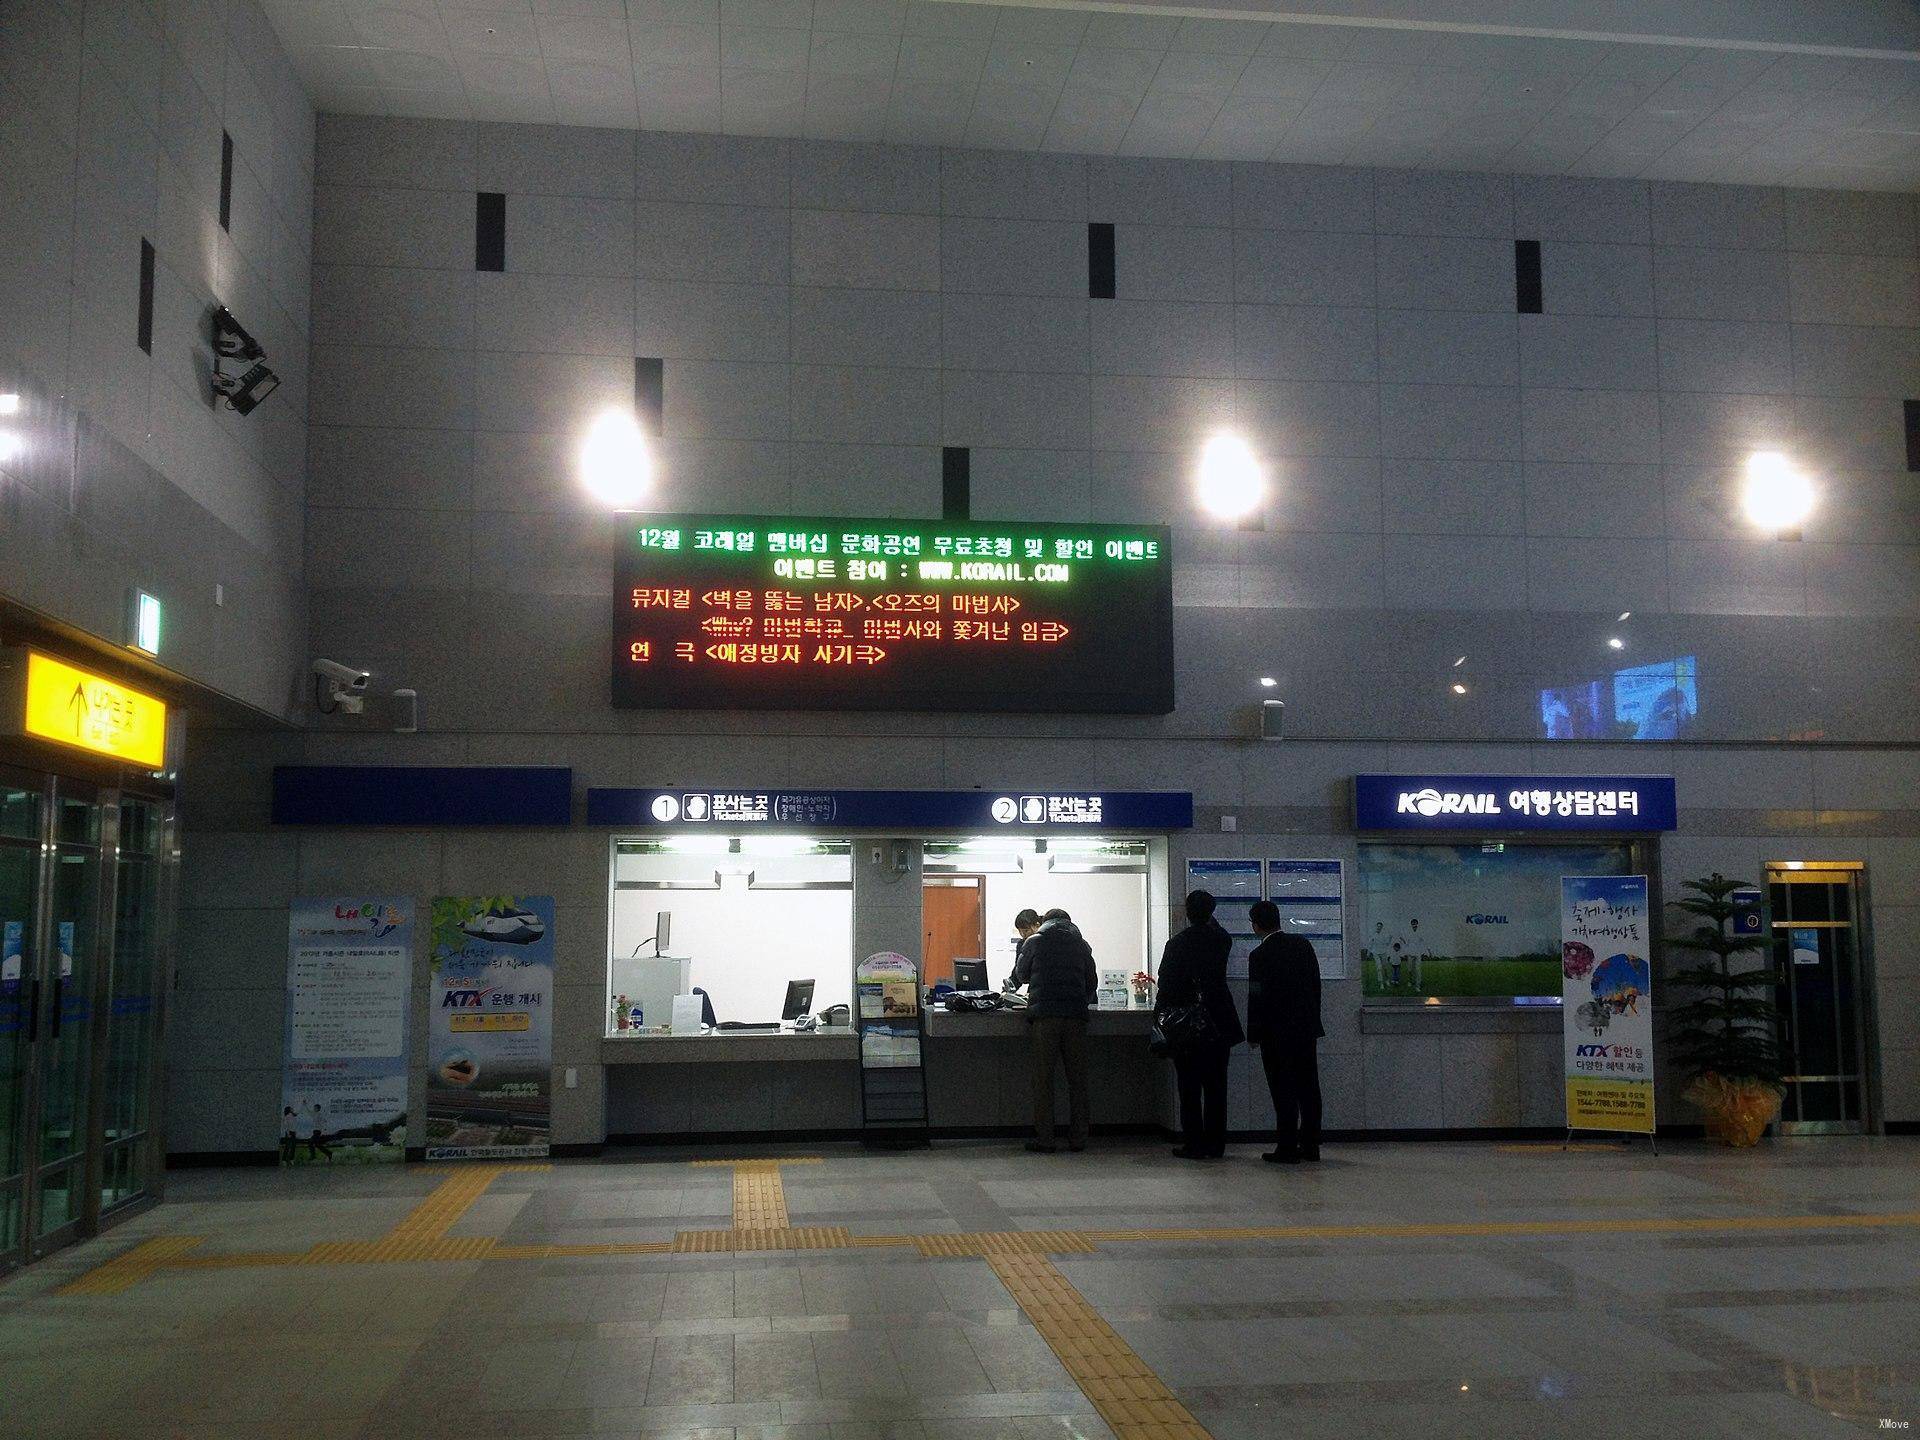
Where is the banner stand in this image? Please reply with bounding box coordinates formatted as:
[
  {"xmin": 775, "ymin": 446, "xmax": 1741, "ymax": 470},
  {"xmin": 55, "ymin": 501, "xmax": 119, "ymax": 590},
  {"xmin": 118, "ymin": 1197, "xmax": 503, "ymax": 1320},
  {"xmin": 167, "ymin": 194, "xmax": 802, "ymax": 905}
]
[{"xmin": 1560, "ymin": 874, "xmax": 1658, "ymax": 1154}]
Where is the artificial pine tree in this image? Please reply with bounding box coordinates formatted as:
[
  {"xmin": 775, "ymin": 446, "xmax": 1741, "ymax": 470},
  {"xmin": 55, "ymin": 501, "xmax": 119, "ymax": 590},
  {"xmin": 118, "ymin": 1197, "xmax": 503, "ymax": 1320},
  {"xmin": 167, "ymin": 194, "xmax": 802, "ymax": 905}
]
[{"xmin": 1665, "ymin": 872, "xmax": 1790, "ymax": 1144}]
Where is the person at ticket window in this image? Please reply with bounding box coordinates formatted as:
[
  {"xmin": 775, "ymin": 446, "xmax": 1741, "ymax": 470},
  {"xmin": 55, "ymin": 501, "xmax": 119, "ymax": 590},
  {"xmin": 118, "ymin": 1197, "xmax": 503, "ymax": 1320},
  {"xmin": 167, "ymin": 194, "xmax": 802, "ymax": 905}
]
[
  {"xmin": 1246, "ymin": 900, "xmax": 1323, "ymax": 1164},
  {"xmin": 1013, "ymin": 908, "xmax": 1098, "ymax": 1154}
]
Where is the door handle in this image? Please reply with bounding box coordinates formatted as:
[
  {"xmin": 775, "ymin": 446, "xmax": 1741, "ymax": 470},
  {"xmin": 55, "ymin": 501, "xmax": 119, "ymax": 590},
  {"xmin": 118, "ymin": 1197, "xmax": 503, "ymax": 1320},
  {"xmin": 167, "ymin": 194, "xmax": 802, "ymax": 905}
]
[
  {"xmin": 48, "ymin": 975, "xmax": 61, "ymax": 1040},
  {"xmin": 24, "ymin": 978, "xmax": 39, "ymax": 1043}
]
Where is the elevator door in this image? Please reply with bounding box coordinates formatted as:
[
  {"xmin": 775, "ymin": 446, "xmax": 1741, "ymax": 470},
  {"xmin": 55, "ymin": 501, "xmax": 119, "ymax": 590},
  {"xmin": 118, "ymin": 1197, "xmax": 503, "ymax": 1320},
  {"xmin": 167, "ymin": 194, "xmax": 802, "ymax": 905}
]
[{"xmin": 1768, "ymin": 865, "xmax": 1873, "ymax": 1135}]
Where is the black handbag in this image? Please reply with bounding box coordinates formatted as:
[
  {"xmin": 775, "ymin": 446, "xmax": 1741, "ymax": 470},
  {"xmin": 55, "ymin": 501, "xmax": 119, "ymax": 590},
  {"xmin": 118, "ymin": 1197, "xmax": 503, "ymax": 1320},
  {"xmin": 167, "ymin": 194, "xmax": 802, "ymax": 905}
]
[{"xmin": 1152, "ymin": 1000, "xmax": 1218, "ymax": 1056}]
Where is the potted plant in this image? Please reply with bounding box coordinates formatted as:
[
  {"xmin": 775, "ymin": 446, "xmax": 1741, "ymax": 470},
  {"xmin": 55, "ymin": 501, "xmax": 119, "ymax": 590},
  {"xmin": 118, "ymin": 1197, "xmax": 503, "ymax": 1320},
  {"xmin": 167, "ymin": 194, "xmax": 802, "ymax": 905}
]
[
  {"xmin": 1666, "ymin": 873, "xmax": 1790, "ymax": 1146},
  {"xmin": 1131, "ymin": 971, "xmax": 1155, "ymax": 1006}
]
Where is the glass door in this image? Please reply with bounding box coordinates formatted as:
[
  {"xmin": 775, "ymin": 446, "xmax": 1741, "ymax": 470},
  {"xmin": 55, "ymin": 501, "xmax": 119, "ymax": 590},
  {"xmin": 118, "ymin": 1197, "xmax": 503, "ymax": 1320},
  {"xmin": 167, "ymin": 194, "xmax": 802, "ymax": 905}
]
[
  {"xmin": 1768, "ymin": 864, "xmax": 1873, "ymax": 1135},
  {"xmin": 100, "ymin": 797, "xmax": 163, "ymax": 1210},
  {"xmin": 28, "ymin": 786, "xmax": 105, "ymax": 1246},
  {"xmin": 0, "ymin": 776, "xmax": 42, "ymax": 1264}
]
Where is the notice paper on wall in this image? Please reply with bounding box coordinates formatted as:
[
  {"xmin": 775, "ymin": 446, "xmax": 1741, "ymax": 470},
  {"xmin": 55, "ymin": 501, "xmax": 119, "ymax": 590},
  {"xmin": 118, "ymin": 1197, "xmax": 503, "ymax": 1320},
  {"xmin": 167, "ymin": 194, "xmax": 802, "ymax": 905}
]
[
  {"xmin": 1187, "ymin": 859, "xmax": 1260, "ymax": 976},
  {"xmin": 281, "ymin": 898, "xmax": 412, "ymax": 1167},
  {"xmin": 1560, "ymin": 875, "xmax": 1655, "ymax": 1135},
  {"xmin": 426, "ymin": 895, "xmax": 555, "ymax": 1160},
  {"xmin": 1267, "ymin": 859, "xmax": 1347, "ymax": 981}
]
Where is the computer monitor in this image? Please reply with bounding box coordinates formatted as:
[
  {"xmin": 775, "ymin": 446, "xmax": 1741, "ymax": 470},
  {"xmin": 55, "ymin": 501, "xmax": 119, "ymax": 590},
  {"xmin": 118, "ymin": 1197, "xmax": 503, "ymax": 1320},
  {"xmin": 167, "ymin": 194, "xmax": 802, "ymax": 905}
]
[
  {"xmin": 781, "ymin": 979, "xmax": 815, "ymax": 1021},
  {"xmin": 655, "ymin": 910, "xmax": 671, "ymax": 955},
  {"xmin": 951, "ymin": 958, "xmax": 988, "ymax": 992}
]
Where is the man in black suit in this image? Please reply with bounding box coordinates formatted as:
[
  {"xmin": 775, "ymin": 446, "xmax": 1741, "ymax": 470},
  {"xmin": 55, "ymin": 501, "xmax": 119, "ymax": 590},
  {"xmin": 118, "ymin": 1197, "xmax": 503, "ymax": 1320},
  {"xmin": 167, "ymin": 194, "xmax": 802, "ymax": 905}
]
[
  {"xmin": 1246, "ymin": 899, "xmax": 1324, "ymax": 1164},
  {"xmin": 1155, "ymin": 890, "xmax": 1244, "ymax": 1159}
]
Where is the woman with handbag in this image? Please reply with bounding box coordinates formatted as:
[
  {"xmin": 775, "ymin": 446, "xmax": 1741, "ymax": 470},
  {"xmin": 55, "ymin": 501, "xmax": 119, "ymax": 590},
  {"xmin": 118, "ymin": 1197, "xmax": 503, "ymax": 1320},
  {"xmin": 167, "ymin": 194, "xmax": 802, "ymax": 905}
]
[{"xmin": 1154, "ymin": 890, "xmax": 1244, "ymax": 1159}]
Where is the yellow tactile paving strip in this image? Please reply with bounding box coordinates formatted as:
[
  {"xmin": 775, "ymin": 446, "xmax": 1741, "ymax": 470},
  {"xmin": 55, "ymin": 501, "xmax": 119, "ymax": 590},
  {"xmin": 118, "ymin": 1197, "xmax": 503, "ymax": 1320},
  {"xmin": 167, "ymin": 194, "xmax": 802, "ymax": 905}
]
[
  {"xmin": 674, "ymin": 1224, "xmax": 853, "ymax": 1252},
  {"xmin": 57, "ymin": 1234, "xmax": 205, "ymax": 1295},
  {"xmin": 733, "ymin": 1167, "xmax": 791, "ymax": 1229},
  {"xmin": 990, "ymin": 1252, "xmax": 1212, "ymax": 1440},
  {"xmin": 915, "ymin": 1230, "xmax": 1096, "ymax": 1258},
  {"xmin": 370, "ymin": 1162, "xmax": 550, "ymax": 1258}
]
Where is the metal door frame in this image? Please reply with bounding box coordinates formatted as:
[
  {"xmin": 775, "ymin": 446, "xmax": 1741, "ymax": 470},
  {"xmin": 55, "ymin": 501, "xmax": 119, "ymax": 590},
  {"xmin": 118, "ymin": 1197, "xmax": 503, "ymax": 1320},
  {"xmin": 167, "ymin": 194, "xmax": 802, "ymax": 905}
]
[
  {"xmin": 96, "ymin": 792, "xmax": 176, "ymax": 1225},
  {"xmin": 0, "ymin": 762, "xmax": 47, "ymax": 1272},
  {"xmin": 1766, "ymin": 862, "xmax": 1880, "ymax": 1136}
]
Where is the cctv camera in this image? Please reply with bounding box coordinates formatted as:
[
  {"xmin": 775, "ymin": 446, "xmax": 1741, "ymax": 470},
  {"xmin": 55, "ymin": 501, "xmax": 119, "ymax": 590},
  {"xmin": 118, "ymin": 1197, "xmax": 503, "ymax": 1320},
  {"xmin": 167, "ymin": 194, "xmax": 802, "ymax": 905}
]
[
  {"xmin": 312, "ymin": 659, "xmax": 371, "ymax": 716},
  {"xmin": 313, "ymin": 659, "xmax": 371, "ymax": 689},
  {"xmin": 212, "ymin": 307, "xmax": 264, "ymax": 361}
]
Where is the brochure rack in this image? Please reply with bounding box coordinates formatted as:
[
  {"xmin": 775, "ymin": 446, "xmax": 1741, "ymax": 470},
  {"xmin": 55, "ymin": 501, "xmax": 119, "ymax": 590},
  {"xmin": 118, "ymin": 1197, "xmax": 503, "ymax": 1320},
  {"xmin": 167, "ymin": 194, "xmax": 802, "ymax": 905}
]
[{"xmin": 854, "ymin": 951, "xmax": 928, "ymax": 1147}]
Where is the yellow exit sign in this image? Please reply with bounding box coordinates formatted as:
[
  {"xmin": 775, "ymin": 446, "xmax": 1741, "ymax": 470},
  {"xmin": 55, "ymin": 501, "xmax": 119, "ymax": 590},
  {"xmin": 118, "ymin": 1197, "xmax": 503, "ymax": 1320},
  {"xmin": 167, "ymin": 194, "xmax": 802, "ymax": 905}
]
[{"xmin": 22, "ymin": 652, "xmax": 168, "ymax": 769}]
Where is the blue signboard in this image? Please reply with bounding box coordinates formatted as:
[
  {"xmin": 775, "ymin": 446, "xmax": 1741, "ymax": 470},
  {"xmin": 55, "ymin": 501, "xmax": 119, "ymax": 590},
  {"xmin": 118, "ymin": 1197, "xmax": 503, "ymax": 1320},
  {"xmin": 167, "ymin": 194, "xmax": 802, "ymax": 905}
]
[
  {"xmin": 586, "ymin": 788, "xmax": 1193, "ymax": 830},
  {"xmin": 272, "ymin": 767, "xmax": 573, "ymax": 826},
  {"xmin": 1353, "ymin": 775, "xmax": 1677, "ymax": 833}
]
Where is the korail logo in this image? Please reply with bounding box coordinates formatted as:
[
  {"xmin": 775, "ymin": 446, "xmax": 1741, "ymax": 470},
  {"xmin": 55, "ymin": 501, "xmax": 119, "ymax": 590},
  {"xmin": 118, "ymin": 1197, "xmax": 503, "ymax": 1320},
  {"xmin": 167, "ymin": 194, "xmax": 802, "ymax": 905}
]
[
  {"xmin": 1397, "ymin": 787, "xmax": 1503, "ymax": 817},
  {"xmin": 1466, "ymin": 913, "xmax": 1509, "ymax": 925}
]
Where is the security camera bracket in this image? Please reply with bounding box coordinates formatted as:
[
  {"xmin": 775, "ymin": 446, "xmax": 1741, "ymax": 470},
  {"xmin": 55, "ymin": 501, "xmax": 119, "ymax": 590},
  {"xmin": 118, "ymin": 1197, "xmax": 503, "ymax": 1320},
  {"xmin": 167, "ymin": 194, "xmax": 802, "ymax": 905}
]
[{"xmin": 210, "ymin": 307, "xmax": 280, "ymax": 415}]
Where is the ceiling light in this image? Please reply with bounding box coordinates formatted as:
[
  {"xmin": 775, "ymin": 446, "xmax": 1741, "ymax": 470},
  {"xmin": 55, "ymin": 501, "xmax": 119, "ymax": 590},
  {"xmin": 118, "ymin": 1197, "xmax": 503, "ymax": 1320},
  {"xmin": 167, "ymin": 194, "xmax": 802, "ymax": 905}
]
[
  {"xmin": 1452, "ymin": 655, "xmax": 1466, "ymax": 667},
  {"xmin": 581, "ymin": 408, "xmax": 653, "ymax": 507},
  {"xmin": 1196, "ymin": 431, "xmax": 1264, "ymax": 522},
  {"xmin": 0, "ymin": 393, "xmax": 19, "ymax": 415},
  {"xmin": 1742, "ymin": 451, "xmax": 1814, "ymax": 532},
  {"xmin": 1607, "ymin": 636, "xmax": 1624, "ymax": 650},
  {"xmin": 0, "ymin": 431, "xmax": 20, "ymax": 465},
  {"xmin": 1617, "ymin": 611, "xmax": 1631, "ymax": 622},
  {"xmin": 1259, "ymin": 676, "xmax": 1276, "ymax": 688},
  {"xmin": 1451, "ymin": 683, "xmax": 1468, "ymax": 695}
]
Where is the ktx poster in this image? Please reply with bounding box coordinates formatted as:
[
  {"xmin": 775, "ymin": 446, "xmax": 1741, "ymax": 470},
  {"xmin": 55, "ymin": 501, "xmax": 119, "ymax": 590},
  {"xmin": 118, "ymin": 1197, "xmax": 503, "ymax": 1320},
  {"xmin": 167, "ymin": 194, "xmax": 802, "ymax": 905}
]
[
  {"xmin": 282, "ymin": 898, "xmax": 412, "ymax": 1167},
  {"xmin": 426, "ymin": 895, "xmax": 554, "ymax": 1160},
  {"xmin": 1561, "ymin": 875, "xmax": 1655, "ymax": 1134}
]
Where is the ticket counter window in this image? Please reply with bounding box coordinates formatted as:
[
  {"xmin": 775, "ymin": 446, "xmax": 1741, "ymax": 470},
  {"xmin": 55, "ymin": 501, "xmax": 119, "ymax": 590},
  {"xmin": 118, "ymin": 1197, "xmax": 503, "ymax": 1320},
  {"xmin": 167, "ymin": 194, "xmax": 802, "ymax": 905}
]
[
  {"xmin": 1358, "ymin": 842, "xmax": 1634, "ymax": 1002},
  {"xmin": 609, "ymin": 837, "xmax": 852, "ymax": 1035},
  {"xmin": 922, "ymin": 838, "xmax": 1152, "ymax": 991}
]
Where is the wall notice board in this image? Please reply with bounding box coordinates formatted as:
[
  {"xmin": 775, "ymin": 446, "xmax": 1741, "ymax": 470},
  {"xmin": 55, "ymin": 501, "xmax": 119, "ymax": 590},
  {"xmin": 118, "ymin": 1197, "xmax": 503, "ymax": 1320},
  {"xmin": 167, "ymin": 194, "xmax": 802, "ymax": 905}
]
[{"xmin": 1185, "ymin": 858, "xmax": 1346, "ymax": 980}]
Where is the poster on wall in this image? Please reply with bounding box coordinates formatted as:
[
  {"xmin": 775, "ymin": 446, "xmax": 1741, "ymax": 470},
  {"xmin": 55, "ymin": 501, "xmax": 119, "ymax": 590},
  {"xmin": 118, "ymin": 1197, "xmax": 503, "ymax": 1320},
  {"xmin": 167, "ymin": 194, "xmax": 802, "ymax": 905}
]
[
  {"xmin": 281, "ymin": 898, "xmax": 413, "ymax": 1167},
  {"xmin": 1187, "ymin": 859, "xmax": 1260, "ymax": 976},
  {"xmin": 1360, "ymin": 844, "xmax": 1633, "ymax": 1000},
  {"xmin": 426, "ymin": 895, "xmax": 555, "ymax": 1160},
  {"xmin": 1267, "ymin": 860, "xmax": 1346, "ymax": 980},
  {"xmin": 1560, "ymin": 875, "xmax": 1655, "ymax": 1135}
]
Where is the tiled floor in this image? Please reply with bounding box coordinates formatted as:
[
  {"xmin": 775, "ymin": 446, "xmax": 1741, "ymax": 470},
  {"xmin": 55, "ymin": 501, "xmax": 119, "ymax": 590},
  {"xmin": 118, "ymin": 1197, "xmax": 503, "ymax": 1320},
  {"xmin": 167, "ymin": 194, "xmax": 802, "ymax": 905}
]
[{"xmin": 3, "ymin": 1138, "xmax": 1918, "ymax": 1438}]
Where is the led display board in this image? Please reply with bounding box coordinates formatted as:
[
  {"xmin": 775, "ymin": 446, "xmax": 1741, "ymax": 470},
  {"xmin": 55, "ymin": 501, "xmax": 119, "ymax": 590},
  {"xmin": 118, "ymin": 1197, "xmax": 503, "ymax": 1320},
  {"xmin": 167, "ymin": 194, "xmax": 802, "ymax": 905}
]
[{"xmin": 613, "ymin": 513, "xmax": 1174, "ymax": 713}]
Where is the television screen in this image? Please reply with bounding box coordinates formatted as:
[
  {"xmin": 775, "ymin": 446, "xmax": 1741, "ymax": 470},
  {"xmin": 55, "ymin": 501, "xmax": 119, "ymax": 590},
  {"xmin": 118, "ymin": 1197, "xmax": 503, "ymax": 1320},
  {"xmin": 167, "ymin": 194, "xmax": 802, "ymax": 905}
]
[{"xmin": 1539, "ymin": 656, "xmax": 1698, "ymax": 741}]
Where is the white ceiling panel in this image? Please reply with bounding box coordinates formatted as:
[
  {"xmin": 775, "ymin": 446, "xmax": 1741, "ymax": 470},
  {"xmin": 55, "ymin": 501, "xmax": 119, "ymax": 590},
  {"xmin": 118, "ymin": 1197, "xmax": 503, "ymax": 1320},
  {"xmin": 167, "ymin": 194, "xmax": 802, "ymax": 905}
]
[{"xmin": 264, "ymin": 0, "xmax": 1920, "ymax": 187}]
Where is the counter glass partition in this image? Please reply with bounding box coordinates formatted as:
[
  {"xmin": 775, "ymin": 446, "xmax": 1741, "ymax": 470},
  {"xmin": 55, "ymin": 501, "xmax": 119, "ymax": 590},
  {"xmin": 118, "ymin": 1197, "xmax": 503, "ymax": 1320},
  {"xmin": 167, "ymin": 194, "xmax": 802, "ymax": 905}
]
[
  {"xmin": 608, "ymin": 836, "xmax": 853, "ymax": 1036},
  {"xmin": 922, "ymin": 837, "xmax": 1152, "ymax": 997}
]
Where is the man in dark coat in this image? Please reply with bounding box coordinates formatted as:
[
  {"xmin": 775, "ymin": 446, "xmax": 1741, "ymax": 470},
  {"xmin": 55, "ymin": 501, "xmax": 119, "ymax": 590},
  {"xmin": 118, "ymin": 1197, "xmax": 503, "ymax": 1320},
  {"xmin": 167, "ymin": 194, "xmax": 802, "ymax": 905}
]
[
  {"xmin": 1155, "ymin": 890, "xmax": 1244, "ymax": 1159},
  {"xmin": 1011, "ymin": 907, "xmax": 1098, "ymax": 1153},
  {"xmin": 1246, "ymin": 899, "xmax": 1325, "ymax": 1163}
]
